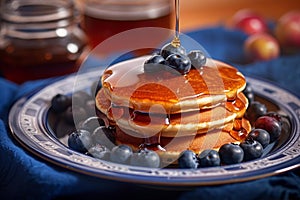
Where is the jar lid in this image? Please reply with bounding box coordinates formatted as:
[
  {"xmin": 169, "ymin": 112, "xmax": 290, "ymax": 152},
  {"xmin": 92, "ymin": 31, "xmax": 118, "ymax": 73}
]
[
  {"xmin": 0, "ymin": 0, "xmax": 78, "ymax": 39},
  {"xmin": 83, "ymin": 0, "xmax": 171, "ymax": 21},
  {"xmin": 1, "ymin": 0, "xmax": 74, "ymax": 23}
]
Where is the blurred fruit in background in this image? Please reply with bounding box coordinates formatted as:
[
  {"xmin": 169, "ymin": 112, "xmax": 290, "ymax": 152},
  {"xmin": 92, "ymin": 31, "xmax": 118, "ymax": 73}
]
[
  {"xmin": 231, "ymin": 9, "xmax": 269, "ymax": 35},
  {"xmin": 244, "ymin": 33, "xmax": 280, "ymax": 62},
  {"xmin": 274, "ymin": 10, "xmax": 300, "ymax": 53},
  {"xmin": 230, "ymin": 9, "xmax": 300, "ymax": 63}
]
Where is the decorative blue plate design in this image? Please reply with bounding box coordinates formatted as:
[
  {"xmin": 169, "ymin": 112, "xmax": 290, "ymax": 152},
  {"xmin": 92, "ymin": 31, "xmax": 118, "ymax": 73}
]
[{"xmin": 8, "ymin": 68, "xmax": 300, "ymax": 187}]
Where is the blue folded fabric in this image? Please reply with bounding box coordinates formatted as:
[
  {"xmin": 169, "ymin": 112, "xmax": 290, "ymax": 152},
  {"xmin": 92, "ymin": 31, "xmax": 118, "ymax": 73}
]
[
  {"xmin": 0, "ymin": 26, "xmax": 299, "ymax": 200},
  {"xmin": 179, "ymin": 172, "xmax": 300, "ymax": 200}
]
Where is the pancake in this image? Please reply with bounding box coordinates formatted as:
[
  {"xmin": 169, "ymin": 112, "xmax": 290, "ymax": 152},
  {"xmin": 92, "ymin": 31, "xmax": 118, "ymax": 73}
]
[
  {"xmin": 97, "ymin": 89, "xmax": 248, "ymax": 138},
  {"xmin": 114, "ymin": 125, "xmax": 249, "ymax": 152},
  {"xmin": 95, "ymin": 55, "xmax": 250, "ymax": 162},
  {"xmin": 100, "ymin": 57, "xmax": 246, "ymax": 114},
  {"xmin": 114, "ymin": 117, "xmax": 251, "ymax": 163}
]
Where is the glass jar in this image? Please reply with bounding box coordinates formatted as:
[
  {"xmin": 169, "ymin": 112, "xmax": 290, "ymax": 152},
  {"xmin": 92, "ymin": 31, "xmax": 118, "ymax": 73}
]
[
  {"xmin": 77, "ymin": 0, "xmax": 172, "ymax": 55},
  {"xmin": 0, "ymin": 0, "xmax": 88, "ymax": 83}
]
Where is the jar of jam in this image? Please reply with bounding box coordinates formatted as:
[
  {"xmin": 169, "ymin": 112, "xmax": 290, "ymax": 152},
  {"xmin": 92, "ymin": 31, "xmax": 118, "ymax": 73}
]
[{"xmin": 0, "ymin": 0, "xmax": 88, "ymax": 83}]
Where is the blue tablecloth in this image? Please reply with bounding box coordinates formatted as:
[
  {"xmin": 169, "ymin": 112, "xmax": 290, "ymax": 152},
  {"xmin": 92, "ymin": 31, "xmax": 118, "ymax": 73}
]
[{"xmin": 0, "ymin": 26, "xmax": 300, "ymax": 200}]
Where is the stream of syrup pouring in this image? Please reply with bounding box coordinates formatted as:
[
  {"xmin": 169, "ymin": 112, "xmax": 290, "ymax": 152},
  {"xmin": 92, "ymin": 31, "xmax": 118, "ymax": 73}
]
[
  {"xmin": 139, "ymin": 0, "xmax": 181, "ymax": 151},
  {"xmin": 171, "ymin": 0, "xmax": 181, "ymax": 48}
]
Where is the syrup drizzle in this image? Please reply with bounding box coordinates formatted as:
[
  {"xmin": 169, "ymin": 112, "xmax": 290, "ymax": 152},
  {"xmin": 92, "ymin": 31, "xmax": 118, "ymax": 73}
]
[
  {"xmin": 140, "ymin": 0, "xmax": 180, "ymax": 151},
  {"xmin": 171, "ymin": 0, "xmax": 180, "ymax": 47},
  {"xmin": 230, "ymin": 119, "xmax": 248, "ymax": 140}
]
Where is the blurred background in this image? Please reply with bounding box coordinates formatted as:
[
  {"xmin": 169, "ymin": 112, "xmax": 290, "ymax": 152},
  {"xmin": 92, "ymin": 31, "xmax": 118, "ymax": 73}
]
[
  {"xmin": 0, "ymin": 0, "xmax": 299, "ymax": 83},
  {"xmin": 180, "ymin": 0, "xmax": 300, "ymax": 30}
]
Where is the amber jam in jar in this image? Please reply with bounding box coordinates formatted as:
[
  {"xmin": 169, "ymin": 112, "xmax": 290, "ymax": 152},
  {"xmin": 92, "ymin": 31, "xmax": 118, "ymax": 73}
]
[
  {"xmin": 79, "ymin": 0, "xmax": 172, "ymax": 55},
  {"xmin": 0, "ymin": 0, "xmax": 88, "ymax": 83}
]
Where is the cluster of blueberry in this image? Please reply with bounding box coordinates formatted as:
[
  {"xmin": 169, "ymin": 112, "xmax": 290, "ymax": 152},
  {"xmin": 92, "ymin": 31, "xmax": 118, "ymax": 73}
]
[
  {"xmin": 177, "ymin": 83, "xmax": 284, "ymax": 169},
  {"xmin": 51, "ymin": 91, "xmax": 96, "ymax": 125},
  {"xmin": 68, "ymin": 118, "xmax": 161, "ymax": 168},
  {"xmin": 144, "ymin": 42, "xmax": 206, "ymax": 75},
  {"xmin": 51, "ymin": 90, "xmax": 161, "ymax": 168}
]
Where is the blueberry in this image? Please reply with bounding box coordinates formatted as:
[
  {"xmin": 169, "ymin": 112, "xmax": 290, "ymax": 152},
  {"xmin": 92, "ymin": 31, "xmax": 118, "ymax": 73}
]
[
  {"xmin": 243, "ymin": 83, "xmax": 255, "ymax": 104},
  {"xmin": 245, "ymin": 101, "xmax": 267, "ymax": 125},
  {"xmin": 72, "ymin": 91, "xmax": 93, "ymax": 107},
  {"xmin": 110, "ymin": 144, "xmax": 133, "ymax": 164},
  {"xmin": 187, "ymin": 50, "xmax": 206, "ymax": 68},
  {"xmin": 166, "ymin": 54, "xmax": 191, "ymax": 75},
  {"xmin": 244, "ymin": 92, "xmax": 255, "ymax": 105},
  {"xmin": 85, "ymin": 99, "xmax": 96, "ymax": 116},
  {"xmin": 92, "ymin": 126, "xmax": 115, "ymax": 149},
  {"xmin": 80, "ymin": 116, "xmax": 105, "ymax": 133},
  {"xmin": 130, "ymin": 149, "xmax": 160, "ymax": 168},
  {"xmin": 219, "ymin": 143, "xmax": 244, "ymax": 165},
  {"xmin": 91, "ymin": 79, "xmax": 102, "ymax": 97},
  {"xmin": 246, "ymin": 128, "xmax": 270, "ymax": 148},
  {"xmin": 254, "ymin": 116, "xmax": 282, "ymax": 143},
  {"xmin": 265, "ymin": 112, "xmax": 283, "ymax": 126},
  {"xmin": 198, "ymin": 149, "xmax": 221, "ymax": 167},
  {"xmin": 51, "ymin": 94, "xmax": 71, "ymax": 113},
  {"xmin": 64, "ymin": 106, "xmax": 74, "ymax": 124},
  {"xmin": 178, "ymin": 150, "xmax": 198, "ymax": 169},
  {"xmin": 243, "ymin": 82, "xmax": 253, "ymax": 94},
  {"xmin": 88, "ymin": 144, "xmax": 110, "ymax": 160},
  {"xmin": 160, "ymin": 43, "xmax": 186, "ymax": 59},
  {"xmin": 144, "ymin": 54, "xmax": 166, "ymax": 73},
  {"xmin": 68, "ymin": 129, "xmax": 93, "ymax": 153},
  {"xmin": 64, "ymin": 106, "xmax": 88, "ymax": 125},
  {"xmin": 240, "ymin": 139, "xmax": 263, "ymax": 161}
]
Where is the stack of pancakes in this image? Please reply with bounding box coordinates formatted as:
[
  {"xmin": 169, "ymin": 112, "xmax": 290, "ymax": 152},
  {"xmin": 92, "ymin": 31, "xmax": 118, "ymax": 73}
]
[{"xmin": 95, "ymin": 56, "xmax": 251, "ymax": 161}]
